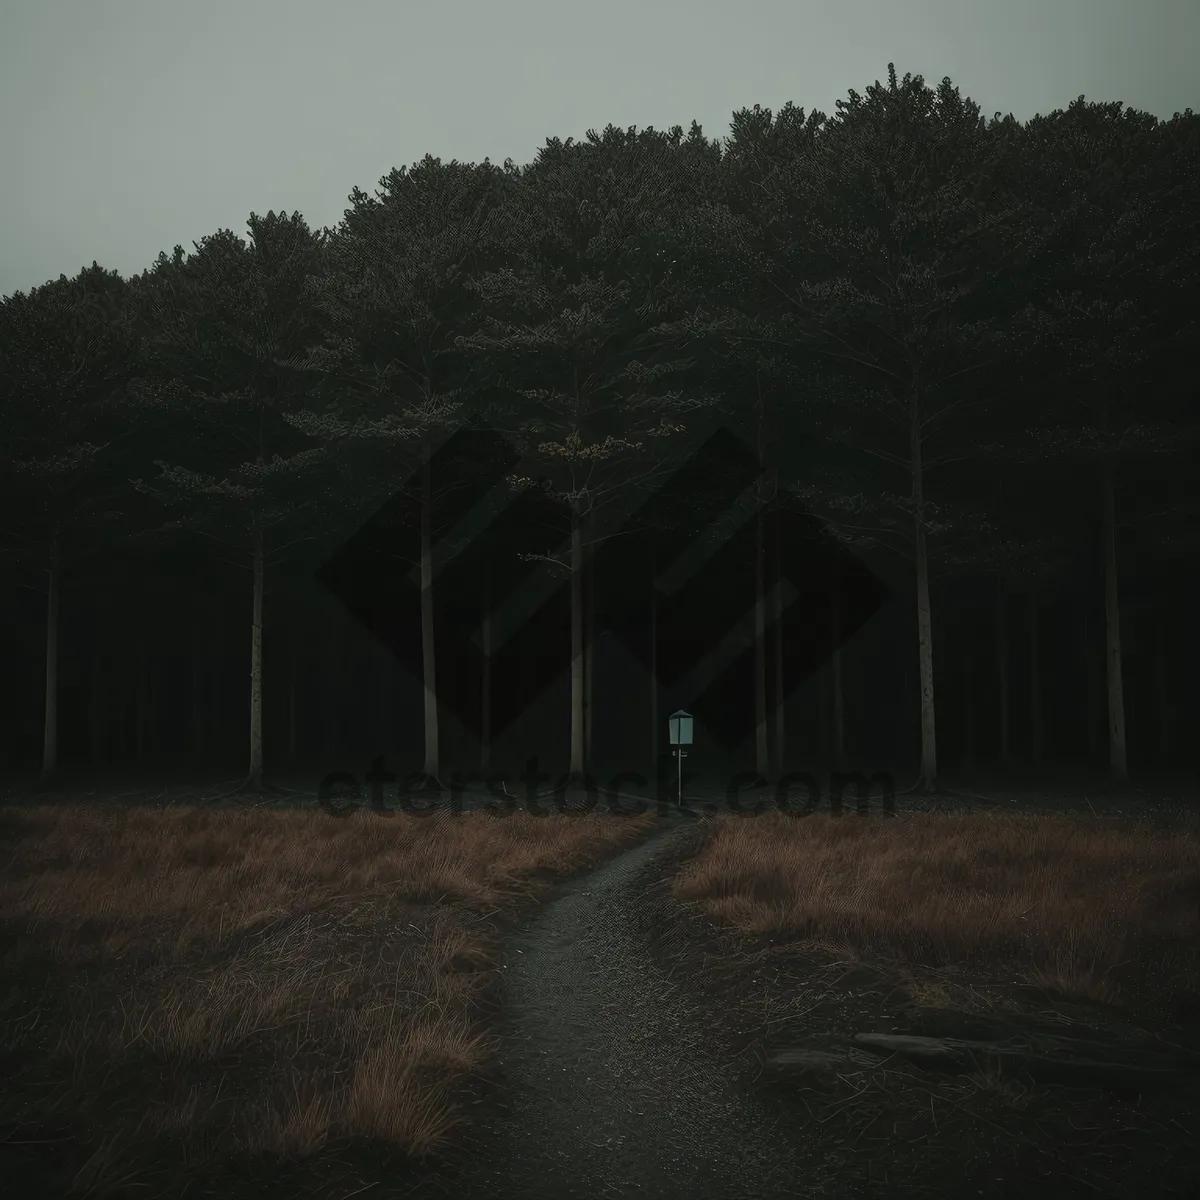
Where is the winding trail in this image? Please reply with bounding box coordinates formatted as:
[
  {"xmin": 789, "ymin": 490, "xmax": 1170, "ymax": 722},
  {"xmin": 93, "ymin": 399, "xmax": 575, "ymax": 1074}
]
[{"xmin": 418, "ymin": 810, "xmax": 815, "ymax": 1200}]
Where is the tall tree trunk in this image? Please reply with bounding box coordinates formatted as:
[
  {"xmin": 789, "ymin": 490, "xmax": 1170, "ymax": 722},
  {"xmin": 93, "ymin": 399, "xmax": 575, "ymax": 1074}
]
[
  {"xmin": 283, "ymin": 599, "xmax": 298, "ymax": 765},
  {"xmin": 996, "ymin": 573, "xmax": 1012, "ymax": 771},
  {"xmin": 772, "ymin": 481, "xmax": 785, "ymax": 782},
  {"xmin": 480, "ymin": 558, "xmax": 491, "ymax": 773},
  {"xmin": 288, "ymin": 638, "xmax": 298, "ymax": 765},
  {"xmin": 753, "ymin": 510, "xmax": 769, "ymax": 781},
  {"xmin": 753, "ymin": 398, "xmax": 768, "ymax": 783},
  {"xmin": 326, "ymin": 615, "xmax": 340, "ymax": 761},
  {"xmin": 585, "ymin": 523, "xmax": 595, "ymax": 774},
  {"xmin": 208, "ymin": 616, "xmax": 221, "ymax": 765},
  {"xmin": 649, "ymin": 546, "xmax": 658, "ymax": 774},
  {"xmin": 89, "ymin": 645, "xmax": 107, "ymax": 768},
  {"xmin": 39, "ymin": 538, "xmax": 60, "ymax": 789},
  {"xmin": 376, "ymin": 641, "xmax": 389, "ymax": 760},
  {"xmin": 569, "ymin": 503, "xmax": 585, "ymax": 780},
  {"xmin": 817, "ymin": 655, "xmax": 830, "ymax": 768},
  {"xmin": 1028, "ymin": 593, "xmax": 1043, "ymax": 768},
  {"xmin": 1101, "ymin": 453, "xmax": 1129, "ymax": 784},
  {"xmin": 911, "ymin": 388, "xmax": 938, "ymax": 788},
  {"xmin": 903, "ymin": 658, "xmax": 911, "ymax": 764},
  {"xmin": 1154, "ymin": 612, "xmax": 1171, "ymax": 767},
  {"xmin": 1084, "ymin": 609, "xmax": 1102, "ymax": 763},
  {"xmin": 122, "ymin": 667, "xmax": 133, "ymax": 762},
  {"xmin": 419, "ymin": 434, "xmax": 442, "ymax": 788},
  {"xmin": 189, "ymin": 613, "xmax": 204, "ymax": 765},
  {"xmin": 962, "ymin": 633, "xmax": 976, "ymax": 777},
  {"xmin": 136, "ymin": 635, "xmax": 150, "ymax": 763},
  {"xmin": 247, "ymin": 524, "xmax": 265, "ymax": 790},
  {"xmin": 831, "ymin": 560, "xmax": 846, "ymax": 773}
]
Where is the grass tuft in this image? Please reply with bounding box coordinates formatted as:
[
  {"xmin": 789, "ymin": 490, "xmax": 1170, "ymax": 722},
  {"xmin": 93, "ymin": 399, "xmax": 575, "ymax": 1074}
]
[{"xmin": 0, "ymin": 801, "xmax": 655, "ymax": 1195}]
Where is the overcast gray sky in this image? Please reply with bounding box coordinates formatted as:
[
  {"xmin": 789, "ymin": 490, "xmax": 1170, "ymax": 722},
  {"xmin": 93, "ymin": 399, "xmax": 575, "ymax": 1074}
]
[{"xmin": 2, "ymin": 0, "xmax": 1195, "ymax": 299}]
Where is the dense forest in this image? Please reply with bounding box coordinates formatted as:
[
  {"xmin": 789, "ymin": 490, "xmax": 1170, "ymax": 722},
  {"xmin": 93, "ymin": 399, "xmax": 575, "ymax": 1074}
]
[{"xmin": 2, "ymin": 64, "xmax": 1197, "ymax": 798}]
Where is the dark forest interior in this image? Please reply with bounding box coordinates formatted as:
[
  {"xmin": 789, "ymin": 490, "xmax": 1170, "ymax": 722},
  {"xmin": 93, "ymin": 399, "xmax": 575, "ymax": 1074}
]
[{"xmin": 1, "ymin": 470, "xmax": 1195, "ymax": 792}]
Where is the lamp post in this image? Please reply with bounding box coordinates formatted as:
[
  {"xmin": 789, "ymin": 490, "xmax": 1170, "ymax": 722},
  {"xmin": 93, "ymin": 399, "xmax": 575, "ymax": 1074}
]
[{"xmin": 668, "ymin": 709, "xmax": 693, "ymax": 807}]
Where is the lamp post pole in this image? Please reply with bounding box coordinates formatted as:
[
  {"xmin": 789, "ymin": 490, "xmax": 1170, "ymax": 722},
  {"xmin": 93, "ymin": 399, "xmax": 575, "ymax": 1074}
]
[{"xmin": 668, "ymin": 709, "xmax": 693, "ymax": 810}]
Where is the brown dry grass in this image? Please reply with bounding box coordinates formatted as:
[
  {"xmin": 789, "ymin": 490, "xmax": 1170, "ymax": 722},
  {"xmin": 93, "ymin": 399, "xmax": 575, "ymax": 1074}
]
[
  {"xmin": 652, "ymin": 809, "xmax": 1200, "ymax": 1197},
  {"xmin": 670, "ymin": 809, "xmax": 1200, "ymax": 1019},
  {"xmin": 0, "ymin": 801, "xmax": 656, "ymax": 1197}
]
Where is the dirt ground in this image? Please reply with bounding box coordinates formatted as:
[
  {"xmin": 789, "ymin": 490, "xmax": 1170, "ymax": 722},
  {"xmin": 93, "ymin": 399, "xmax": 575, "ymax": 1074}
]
[{"xmin": 2, "ymin": 772, "xmax": 1197, "ymax": 1198}]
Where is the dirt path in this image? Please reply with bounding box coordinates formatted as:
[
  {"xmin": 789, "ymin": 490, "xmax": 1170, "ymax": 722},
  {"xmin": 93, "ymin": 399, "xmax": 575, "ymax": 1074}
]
[{"xmin": 414, "ymin": 810, "xmax": 816, "ymax": 1200}]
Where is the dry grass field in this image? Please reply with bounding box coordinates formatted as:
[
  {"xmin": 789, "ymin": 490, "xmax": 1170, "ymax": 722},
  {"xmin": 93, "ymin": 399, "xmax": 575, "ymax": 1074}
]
[
  {"xmin": 669, "ymin": 809, "xmax": 1200, "ymax": 1021},
  {"xmin": 0, "ymin": 801, "xmax": 656, "ymax": 1197},
  {"xmin": 647, "ymin": 807, "xmax": 1200, "ymax": 1197},
  {"xmin": 5, "ymin": 796, "xmax": 1199, "ymax": 1198}
]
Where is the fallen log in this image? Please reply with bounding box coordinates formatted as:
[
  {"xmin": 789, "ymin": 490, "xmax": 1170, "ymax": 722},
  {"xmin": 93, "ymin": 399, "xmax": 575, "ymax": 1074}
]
[{"xmin": 833, "ymin": 1033, "xmax": 1192, "ymax": 1093}]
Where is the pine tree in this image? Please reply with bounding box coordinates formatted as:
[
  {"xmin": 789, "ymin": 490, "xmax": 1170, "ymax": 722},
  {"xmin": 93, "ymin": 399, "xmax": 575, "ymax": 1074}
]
[
  {"xmin": 129, "ymin": 212, "xmax": 343, "ymax": 796},
  {"xmin": 728, "ymin": 67, "xmax": 1033, "ymax": 792},
  {"xmin": 1005, "ymin": 100, "xmax": 1200, "ymax": 786},
  {"xmin": 0, "ymin": 264, "xmax": 143, "ymax": 788},
  {"xmin": 281, "ymin": 157, "xmax": 525, "ymax": 794},
  {"xmin": 456, "ymin": 125, "xmax": 719, "ymax": 794}
]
